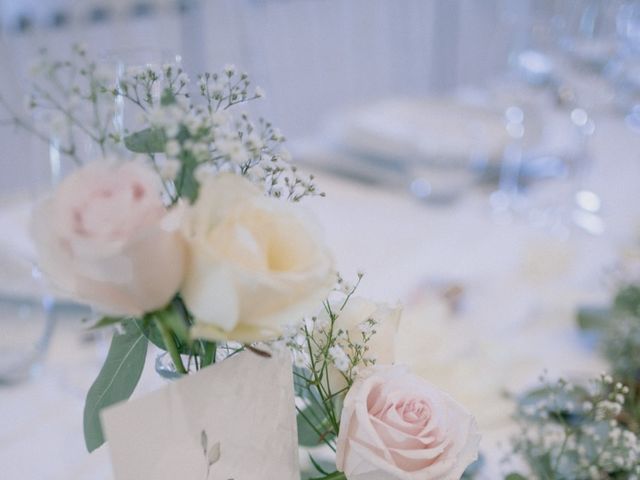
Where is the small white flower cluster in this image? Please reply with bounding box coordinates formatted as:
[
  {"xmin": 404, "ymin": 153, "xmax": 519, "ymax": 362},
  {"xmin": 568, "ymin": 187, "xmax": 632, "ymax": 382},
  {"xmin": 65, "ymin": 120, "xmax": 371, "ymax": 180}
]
[
  {"xmin": 117, "ymin": 61, "xmax": 190, "ymax": 111},
  {"xmin": 13, "ymin": 47, "xmax": 323, "ymax": 204},
  {"xmin": 511, "ymin": 374, "xmax": 640, "ymax": 479},
  {"xmin": 280, "ymin": 274, "xmax": 376, "ymax": 390},
  {"xmin": 148, "ymin": 103, "xmax": 214, "ymax": 169},
  {"xmin": 328, "ymin": 345, "xmax": 350, "ymax": 373},
  {"xmin": 13, "ymin": 44, "xmax": 120, "ymax": 164},
  {"xmin": 120, "ymin": 65, "xmax": 321, "ymax": 203},
  {"xmin": 197, "ymin": 66, "xmax": 264, "ymax": 112}
]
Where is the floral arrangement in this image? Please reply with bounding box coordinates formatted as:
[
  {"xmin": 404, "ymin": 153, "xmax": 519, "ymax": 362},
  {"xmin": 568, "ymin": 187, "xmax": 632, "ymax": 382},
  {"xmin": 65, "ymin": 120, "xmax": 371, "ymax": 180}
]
[
  {"xmin": 505, "ymin": 274, "xmax": 640, "ymax": 479},
  {"xmin": 506, "ymin": 375, "xmax": 640, "ymax": 479},
  {"xmin": 3, "ymin": 46, "xmax": 481, "ymax": 480}
]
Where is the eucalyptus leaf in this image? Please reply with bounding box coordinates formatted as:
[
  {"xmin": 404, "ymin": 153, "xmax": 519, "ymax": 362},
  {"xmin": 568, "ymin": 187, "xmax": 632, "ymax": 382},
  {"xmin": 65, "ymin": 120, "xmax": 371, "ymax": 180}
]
[
  {"xmin": 137, "ymin": 316, "xmax": 190, "ymax": 355},
  {"xmin": 124, "ymin": 127, "xmax": 166, "ymax": 153},
  {"xmin": 139, "ymin": 317, "xmax": 167, "ymax": 350},
  {"xmin": 174, "ymin": 152, "xmax": 199, "ymax": 202},
  {"xmin": 88, "ymin": 316, "xmax": 125, "ymax": 330},
  {"xmin": 504, "ymin": 474, "xmax": 528, "ymax": 480},
  {"xmin": 293, "ymin": 366, "xmax": 309, "ymax": 398},
  {"xmin": 576, "ymin": 306, "xmax": 611, "ymax": 331},
  {"xmin": 614, "ymin": 284, "xmax": 640, "ymax": 316},
  {"xmin": 83, "ymin": 319, "xmax": 148, "ymax": 452},
  {"xmin": 307, "ymin": 454, "xmax": 332, "ymax": 476},
  {"xmin": 309, "ymin": 472, "xmax": 346, "ymax": 480},
  {"xmin": 297, "ymin": 402, "xmax": 334, "ymax": 447}
]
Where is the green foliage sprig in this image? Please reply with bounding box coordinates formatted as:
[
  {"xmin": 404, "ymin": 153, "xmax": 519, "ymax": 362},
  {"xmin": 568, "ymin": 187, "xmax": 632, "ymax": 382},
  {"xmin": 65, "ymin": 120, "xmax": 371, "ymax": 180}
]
[{"xmin": 507, "ymin": 375, "xmax": 640, "ymax": 479}]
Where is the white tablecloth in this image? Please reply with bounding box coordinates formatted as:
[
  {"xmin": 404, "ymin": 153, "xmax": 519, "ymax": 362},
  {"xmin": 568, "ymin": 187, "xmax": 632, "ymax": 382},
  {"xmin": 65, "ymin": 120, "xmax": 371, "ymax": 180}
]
[{"xmin": 1, "ymin": 114, "xmax": 639, "ymax": 479}]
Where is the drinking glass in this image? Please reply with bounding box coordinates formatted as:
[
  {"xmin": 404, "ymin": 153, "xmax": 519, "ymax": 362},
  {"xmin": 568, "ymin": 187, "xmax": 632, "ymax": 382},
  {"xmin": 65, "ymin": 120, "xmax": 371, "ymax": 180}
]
[
  {"xmin": 0, "ymin": 288, "xmax": 55, "ymax": 385},
  {"xmin": 99, "ymin": 47, "xmax": 180, "ymax": 139}
]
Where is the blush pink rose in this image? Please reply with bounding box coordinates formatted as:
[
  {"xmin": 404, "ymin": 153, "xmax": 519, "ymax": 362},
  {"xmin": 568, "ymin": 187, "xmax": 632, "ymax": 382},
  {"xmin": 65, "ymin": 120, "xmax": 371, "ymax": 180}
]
[
  {"xmin": 336, "ymin": 365, "xmax": 480, "ymax": 480},
  {"xmin": 31, "ymin": 160, "xmax": 185, "ymax": 316}
]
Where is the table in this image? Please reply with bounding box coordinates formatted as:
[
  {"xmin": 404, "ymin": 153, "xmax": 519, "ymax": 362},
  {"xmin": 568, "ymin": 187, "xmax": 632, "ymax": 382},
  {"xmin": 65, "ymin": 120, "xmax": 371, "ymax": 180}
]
[{"xmin": 1, "ymin": 114, "xmax": 639, "ymax": 479}]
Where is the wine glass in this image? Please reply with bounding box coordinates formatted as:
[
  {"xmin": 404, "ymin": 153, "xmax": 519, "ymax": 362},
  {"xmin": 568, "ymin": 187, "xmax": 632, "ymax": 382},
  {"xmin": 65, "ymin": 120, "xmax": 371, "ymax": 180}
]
[{"xmin": 99, "ymin": 47, "xmax": 180, "ymax": 140}]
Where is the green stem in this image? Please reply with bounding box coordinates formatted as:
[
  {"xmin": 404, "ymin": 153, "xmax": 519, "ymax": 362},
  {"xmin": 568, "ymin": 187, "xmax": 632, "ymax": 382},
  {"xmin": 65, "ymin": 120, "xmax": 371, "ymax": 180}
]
[
  {"xmin": 154, "ymin": 317, "xmax": 187, "ymax": 375},
  {"xmin": 201, "ymin": 341, "xmax": 216, "ymax": 368},
  {"xmin": 312, "ymin": 472, "xmax": 346, "ymax": 480}
]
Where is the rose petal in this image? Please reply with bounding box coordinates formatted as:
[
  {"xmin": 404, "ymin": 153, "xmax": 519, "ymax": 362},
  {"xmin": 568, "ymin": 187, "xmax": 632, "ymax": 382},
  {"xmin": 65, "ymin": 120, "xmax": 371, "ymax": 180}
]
[{"xmin": 336, "ymin": 365, "xmax": 480, "ymax": 480}]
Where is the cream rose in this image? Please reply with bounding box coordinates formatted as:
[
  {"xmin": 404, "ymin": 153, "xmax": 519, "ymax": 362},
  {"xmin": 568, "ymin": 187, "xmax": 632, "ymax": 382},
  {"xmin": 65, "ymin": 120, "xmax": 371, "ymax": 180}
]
[
  {"xmin": 325, "ymin": 297, "xmax": 401, "ymax": 391},
  {"xmin": 181, "ymin": 173, "xmax": 334, "ymax": 342},
  {"xmin": 31, "ymin": 160, "xmax": 185, "ymax": 316},
  {"xmin": 336, "ymin": 365, "xmax": 480, "ymax": 480}
]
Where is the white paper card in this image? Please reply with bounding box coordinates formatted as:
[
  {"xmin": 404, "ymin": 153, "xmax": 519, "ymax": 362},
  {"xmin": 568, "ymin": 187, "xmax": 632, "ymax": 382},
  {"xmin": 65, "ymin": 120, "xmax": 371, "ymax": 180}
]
[{"xmin": 102, "ymin": 351, "xmax": 300, "ymax": 480}]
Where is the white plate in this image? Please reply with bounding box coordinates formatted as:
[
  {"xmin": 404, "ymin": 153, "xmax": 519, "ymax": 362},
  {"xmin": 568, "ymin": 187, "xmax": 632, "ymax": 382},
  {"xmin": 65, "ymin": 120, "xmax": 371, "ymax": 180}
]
[{"xmin": 332, "ymin": 97, "xmax": 508, "ymax": 166}]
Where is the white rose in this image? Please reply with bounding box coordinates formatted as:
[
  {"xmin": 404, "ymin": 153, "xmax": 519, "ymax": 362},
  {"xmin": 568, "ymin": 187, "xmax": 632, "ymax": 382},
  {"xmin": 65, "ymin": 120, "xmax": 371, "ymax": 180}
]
[
  {"xmin": 181, "ymin": 174, "xmax": 334, "ymax": 342},
  {"xmin": 31, "ymin": 161, "xmax": 185, "ymax": 316},
  {"xmin": 336, "ymin": 365, "xmax": 480, "ymax": 480}
]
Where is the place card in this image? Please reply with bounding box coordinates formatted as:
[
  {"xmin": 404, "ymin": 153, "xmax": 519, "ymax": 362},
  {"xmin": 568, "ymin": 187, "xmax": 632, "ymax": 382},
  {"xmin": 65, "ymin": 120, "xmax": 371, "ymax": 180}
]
[{"xmin": 102, "ymin": 351, "xmax": 299, "ymax": 479}]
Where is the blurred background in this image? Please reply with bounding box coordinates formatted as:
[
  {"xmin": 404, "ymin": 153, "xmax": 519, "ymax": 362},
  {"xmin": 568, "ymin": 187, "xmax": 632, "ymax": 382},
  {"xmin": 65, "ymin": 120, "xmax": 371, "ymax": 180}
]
[
  {"xmin": 2, "ymin": 1, "xmax": 640, "ymax": 478},
  {"xmin": 0, "ymin": 0, "xmax": 635, "ymax": 189}
]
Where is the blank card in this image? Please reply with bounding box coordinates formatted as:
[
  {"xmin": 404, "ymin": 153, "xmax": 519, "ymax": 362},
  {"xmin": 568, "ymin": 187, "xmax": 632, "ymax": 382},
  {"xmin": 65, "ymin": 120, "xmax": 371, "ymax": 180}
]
[{"xmin": 102, "ymin": 351, "xmax": 299, "ymax": 480}]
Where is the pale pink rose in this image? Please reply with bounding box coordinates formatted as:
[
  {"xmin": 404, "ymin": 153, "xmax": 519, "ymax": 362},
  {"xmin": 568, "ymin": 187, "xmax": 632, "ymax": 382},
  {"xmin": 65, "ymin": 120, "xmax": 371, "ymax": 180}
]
[
  {"xmin": 31, "ymin": 160, "xmax": 185, "ymax": 316},
  {"xmin": 336, "ymin": 365, "xmax": 480, "ymax": 480}
]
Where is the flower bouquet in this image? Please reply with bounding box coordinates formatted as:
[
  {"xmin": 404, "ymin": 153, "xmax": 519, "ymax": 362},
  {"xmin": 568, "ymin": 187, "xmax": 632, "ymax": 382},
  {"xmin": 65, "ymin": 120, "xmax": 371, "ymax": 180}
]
[
  {"xmin": 3, "ymin": 46, "xmax": 480, "ymax": 480},
  {"xmin": 503, "ymin": 270, "xmax": 640, "ymax": 478}
]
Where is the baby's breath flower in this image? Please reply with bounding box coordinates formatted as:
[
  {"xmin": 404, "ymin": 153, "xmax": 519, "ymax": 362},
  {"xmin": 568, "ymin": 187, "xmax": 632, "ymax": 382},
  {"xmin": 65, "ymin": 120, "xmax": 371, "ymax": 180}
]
[
  {"xmin": 165, "ymin": 140, "xmax": 181, "ymax": 158},
  {"xmin": 329, "ymin": 345, "xmax": 350, "ymax": 372},
  {"xmin": 177, "ymin": 72, "xmax": 190, "ymax": 85},
  {"xmin": 159, "ymin": 158, "xmax": 181, "ymax": 181},
  {"xmin": 511, "ymin": 374, "xmax": 640, "ymax": 479},
  {"xmin": 194, "ymin": 163, "xmax": 215, "ymax": 184}
]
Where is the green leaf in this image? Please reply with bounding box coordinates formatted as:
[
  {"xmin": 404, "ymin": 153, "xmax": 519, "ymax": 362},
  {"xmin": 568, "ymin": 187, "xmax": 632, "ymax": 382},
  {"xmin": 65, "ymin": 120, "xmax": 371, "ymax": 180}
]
[
  {"xmin": 88, "ymin": 316, "xmax": 125, "ymax": 330},
  {"xmin": 504, "ymin": 474, "xmax": 527, "ymax": 480},
  {"xmin": 200, "ymin": 340, "xmax": 216, "ymax": 368},
  {"xmin": 309, "ymin": 472, "xmax": 346, "ymax": 480},
  {"xmin": 175, "ymin": 151, "xmax": 199, "ymax": 202},
  {"xmin": 137, "ymin": 305, "xmax": 191, "ymax": 355},
  {"xmin": 83, "ymin": 319, "xmax": 148, "ymax": 452},
  {"xmin": 576, "ymin": 306, "xmax": 611, "ymax": 331},
  {"xmin": 124, "ymin": 127, "xmax": 166, "ymax": 153},
  {"xmin": 297, "ymin": 402, "xmax": 334, "ymax": 447},
  {"xmin": 307, "ymin": 454, "xmax": 331, "ymax": 476},
  {"xmin": 614, "ymin": 284, "xmax": 640, "ymax": 316},
  {"xmin": 139, "ymin": 317, "xmax": 191, "ymax": 354},
  {"xmin": 159, "ymin": 307, "xmax": 189, "ymax": 345},
  {"xmin": 160, "ymin": 88, "xmax": 176, "ymax": 106},
  {"xmin": 138, "ymin": 317, "xmax": 166, "ymax": 351}
]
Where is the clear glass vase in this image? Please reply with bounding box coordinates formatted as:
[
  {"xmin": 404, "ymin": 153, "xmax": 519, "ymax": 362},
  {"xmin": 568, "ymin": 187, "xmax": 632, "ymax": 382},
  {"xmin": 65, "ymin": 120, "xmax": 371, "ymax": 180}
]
[
  {"xmin": 154, "ymin": 351, "xmax": 189, "ymax": 380},
  {"xmin": 0, "ymin": 285, "xmax": 56, "ymax": 385}
]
